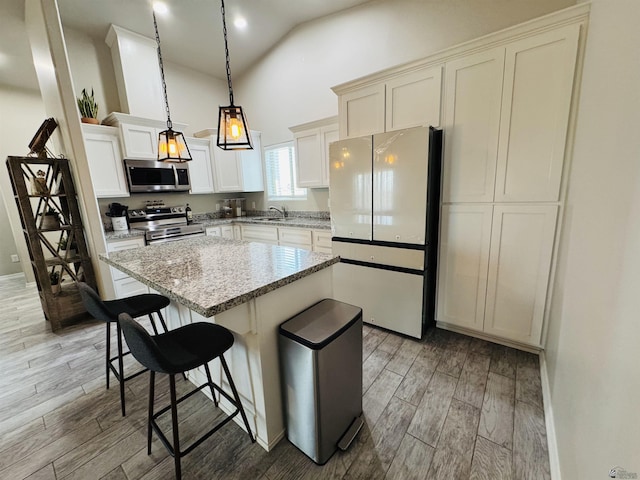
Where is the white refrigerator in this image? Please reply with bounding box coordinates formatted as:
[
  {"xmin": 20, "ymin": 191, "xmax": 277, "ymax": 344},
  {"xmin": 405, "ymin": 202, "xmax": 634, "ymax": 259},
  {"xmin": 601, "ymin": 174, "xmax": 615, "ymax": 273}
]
[{"xmin": 329, "ymin": 126, "xmax": 442, "ymax": 338}]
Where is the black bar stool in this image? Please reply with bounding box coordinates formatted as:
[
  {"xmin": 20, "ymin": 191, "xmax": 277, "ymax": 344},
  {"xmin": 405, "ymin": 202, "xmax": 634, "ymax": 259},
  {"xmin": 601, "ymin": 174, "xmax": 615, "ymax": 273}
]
[
  {"xmin": 77, "ymin": 281, "xmax": 171, "ymax": 416},
  {"xmin": 118, "ymin": 312, "xmax": 255, "ymax": 480}
]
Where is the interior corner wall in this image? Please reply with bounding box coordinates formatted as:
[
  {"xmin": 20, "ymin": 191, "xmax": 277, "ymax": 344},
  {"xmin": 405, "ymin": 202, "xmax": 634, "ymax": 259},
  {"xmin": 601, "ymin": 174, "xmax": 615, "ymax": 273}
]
[
  {"xmin": 62, "ymin": 27, "xmax": 121, "ymax": 119},
  {"xmin": 0, "ymin": 86, "xmax": 46, "ymax": 282},
  {"xmin": 544, "ymin": 0, "xmax": 640, "ymax": 477},
  {"xmin": 235, "ymin": 0, "xmax": 575, "ymax": 148}
]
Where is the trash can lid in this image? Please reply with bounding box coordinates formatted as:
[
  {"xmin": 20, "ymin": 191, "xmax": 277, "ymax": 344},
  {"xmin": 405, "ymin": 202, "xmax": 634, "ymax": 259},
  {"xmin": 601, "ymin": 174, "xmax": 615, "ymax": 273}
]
[{"xmin": 279, "ymin": 299, "xmax": 362, "ymax": 350}]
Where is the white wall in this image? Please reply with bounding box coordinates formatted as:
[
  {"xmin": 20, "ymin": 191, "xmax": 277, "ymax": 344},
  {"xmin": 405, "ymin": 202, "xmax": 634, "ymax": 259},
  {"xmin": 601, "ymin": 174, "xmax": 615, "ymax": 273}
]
[
  {"xmin": 236, "ymin": 0, "xmax": 575, "ymax": 147},
  {"xmin": 0, "ymin": 86, "xmax": 46, "ymax": 282},
  {"xmin": 236, "ymin": 0, "xmax": 574, "ymax": 211},
  {"xmin": 544, "ymin": 0, "xmax": 640, "ymax": 478},
  {"xmin": 63, "ymin": 27, "xmax": 120, "ymax": 121}
]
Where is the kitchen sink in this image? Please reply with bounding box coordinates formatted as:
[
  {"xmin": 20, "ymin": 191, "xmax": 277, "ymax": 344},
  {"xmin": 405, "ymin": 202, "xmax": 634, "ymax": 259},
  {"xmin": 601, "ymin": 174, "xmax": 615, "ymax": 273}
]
[{"xmin": 252, "ymin": 217, "xmax": 293, "ymax": 222}]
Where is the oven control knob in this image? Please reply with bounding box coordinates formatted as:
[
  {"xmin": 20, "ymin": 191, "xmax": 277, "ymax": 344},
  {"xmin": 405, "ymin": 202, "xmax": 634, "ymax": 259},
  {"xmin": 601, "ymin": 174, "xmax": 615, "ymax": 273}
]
[{"xmin": 174, "ymin": 206, "xmax": 184, "ymax": 213}]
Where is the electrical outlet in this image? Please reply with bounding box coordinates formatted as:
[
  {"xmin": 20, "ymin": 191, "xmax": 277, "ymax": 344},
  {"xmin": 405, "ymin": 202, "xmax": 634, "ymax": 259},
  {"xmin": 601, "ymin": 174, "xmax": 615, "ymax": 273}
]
[
  {"xmin": 252, "ymin": 201, "xmax": 256, "ymax": 209},
  {"xmin": 10, "ymin": 254, "xmax": 19, "ymax": 263},
  {"xmin": 215, "ymin": 203, "xmax": 220, "ymax": 211}
]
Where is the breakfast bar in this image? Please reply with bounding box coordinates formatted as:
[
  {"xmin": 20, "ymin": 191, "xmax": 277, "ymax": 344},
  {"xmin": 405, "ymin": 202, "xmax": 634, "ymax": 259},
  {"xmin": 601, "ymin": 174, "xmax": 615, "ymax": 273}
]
[{"xmin": 99, "ymin": 236, "xmax": 339, "ymax": 451}]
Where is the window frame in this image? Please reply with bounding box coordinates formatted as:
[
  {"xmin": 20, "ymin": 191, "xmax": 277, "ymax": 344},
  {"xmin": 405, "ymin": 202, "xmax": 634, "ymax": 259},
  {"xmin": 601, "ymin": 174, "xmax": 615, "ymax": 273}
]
[{"xmin": 263, "ymin": 141, "xmax": 307, "ymax": 201}]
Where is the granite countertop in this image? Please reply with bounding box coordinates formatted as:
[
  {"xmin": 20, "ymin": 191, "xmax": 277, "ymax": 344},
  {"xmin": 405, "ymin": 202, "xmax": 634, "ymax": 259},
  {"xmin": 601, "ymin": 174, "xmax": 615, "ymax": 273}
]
[
  {"xmin": 99, "ymin": 236, "xmax": 339, "ymax": 317},
  {"xmin": 104, "ymin": 216, "xmax": 331, "ymax": 241}
]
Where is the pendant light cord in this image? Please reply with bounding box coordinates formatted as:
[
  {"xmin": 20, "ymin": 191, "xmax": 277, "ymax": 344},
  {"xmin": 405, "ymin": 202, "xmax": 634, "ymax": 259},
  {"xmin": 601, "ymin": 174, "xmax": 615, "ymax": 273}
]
[
  {"xmin": 153, "ymin": 11, "xmax": 172, "ymax": 129},
  {"xmin": 220, "ymin": 0, "xmax": 235, "ymax": 106}
]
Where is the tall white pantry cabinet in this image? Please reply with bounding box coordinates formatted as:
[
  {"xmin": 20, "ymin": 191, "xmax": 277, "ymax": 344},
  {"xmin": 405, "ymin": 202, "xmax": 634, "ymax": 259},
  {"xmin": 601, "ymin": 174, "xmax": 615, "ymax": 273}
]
[
  {"xmin": 438, "ymin": 22, "xmax": 583, "ymax": 348},
  {"xmin": 333, "ymin": 5, "xmax": 589, "ymax": 348}
]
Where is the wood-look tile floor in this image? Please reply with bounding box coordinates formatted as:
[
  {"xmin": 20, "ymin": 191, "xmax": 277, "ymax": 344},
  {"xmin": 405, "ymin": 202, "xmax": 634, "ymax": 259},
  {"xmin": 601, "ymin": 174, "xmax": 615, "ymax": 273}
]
[{"xmin": 0, "ymin": 274, "xmax": 551, "ymax": 479}]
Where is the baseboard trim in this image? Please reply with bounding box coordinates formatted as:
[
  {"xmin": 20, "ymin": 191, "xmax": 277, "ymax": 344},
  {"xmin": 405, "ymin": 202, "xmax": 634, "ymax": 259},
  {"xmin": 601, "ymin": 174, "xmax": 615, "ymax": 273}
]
[{"xmin": 539, "ymin": 351, "xmax": 561, "ymax": 480}]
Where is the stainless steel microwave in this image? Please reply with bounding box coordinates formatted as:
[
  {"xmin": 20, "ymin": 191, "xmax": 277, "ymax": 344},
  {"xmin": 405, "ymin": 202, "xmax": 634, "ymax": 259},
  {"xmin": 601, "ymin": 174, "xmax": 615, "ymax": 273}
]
[{"xmin": 124, "ymin": 159, "xmax": 191, "ymax": 193}]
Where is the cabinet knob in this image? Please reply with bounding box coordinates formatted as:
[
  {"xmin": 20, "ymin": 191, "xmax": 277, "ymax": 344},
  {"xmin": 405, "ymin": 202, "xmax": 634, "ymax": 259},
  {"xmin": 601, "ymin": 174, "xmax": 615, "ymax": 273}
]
[
  {"xmin": 370, "ymin": 256, "xmax": 375, "ymax": 260},
  {"xmin": 395, "ymin": 235, "xmax": 401, "ymax": 240}
]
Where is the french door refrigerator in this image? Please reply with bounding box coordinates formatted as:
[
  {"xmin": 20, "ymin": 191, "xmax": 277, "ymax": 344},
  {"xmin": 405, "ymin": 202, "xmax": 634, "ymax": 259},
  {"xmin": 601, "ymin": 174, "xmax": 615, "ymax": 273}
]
[{"xmin": 329, "ymin": 126, "xmax": 442, "ymax": 338}]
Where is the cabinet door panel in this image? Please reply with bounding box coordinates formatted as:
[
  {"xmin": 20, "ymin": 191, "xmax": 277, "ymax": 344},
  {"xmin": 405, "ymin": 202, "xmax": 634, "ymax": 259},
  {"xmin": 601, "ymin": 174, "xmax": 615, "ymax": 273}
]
[
  {"xmin": 443, "ymin": 48, "xmax": 505, "ymax": 203},
  {"xmin": 188, "ymin": 138, "xmax": 215, "ymax": 194},
  {"xmin": 294, "ymin": 129, "xmax": 323, "ymax": 188},
  {"xmin": 484, "ymin": 205, "xmax": 557, "ymax": 345},
  {"xmin": 213, "ymin": 147, "xmax": 242, "ymax": 192},
  {"xmin": 386, "ymin": 65, "xmax": 442, "ymax": 131},
  {"xmin": 339, "ymin": 84, "xmax": 385, "ymax": 138},
  {"xmin": 239, "ymin": 131, "xmax": 264, "ymax": 192},
  {"xmin": 83, "ymin": 127, "xmax": 129, "ymax": 197},
  {"xmin": 437, "ymin": 205, "xmax": 493, "ymax": 331},
  {"xmin": 495, "ymin": 25, "xmax": 580, "ymax": 202},
  {"xmin": 120, "ymin": 124, "xmax": 157, "ymax": 159}
]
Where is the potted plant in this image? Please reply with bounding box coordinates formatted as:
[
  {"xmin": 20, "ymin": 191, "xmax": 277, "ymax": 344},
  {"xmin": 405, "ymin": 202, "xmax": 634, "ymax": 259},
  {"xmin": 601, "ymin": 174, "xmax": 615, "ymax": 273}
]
[
  {"xmin": 49, "ymin": 270, "xmax": 63, "ymax": 295},
  {"xmin": 77, "ymin": 88, "xmax": 99, "ymax": 124},
  {"xmin": 58, "ymin": 237, "xmax": 77, "ymax": 258}
]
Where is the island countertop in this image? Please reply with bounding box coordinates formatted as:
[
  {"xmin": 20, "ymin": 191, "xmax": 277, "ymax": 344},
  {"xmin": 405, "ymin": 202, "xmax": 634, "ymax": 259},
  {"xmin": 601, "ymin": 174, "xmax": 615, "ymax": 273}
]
[{"xmin": 99, "ymin": 236, "xmax": 339, "ymax": 318}]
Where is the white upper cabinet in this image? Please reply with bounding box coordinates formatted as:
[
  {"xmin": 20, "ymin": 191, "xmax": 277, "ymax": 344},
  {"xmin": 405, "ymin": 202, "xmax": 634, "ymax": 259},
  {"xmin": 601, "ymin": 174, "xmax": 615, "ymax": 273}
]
[
  {"xmin": 186, "ymin": 137, "xmax": 214, "ymax": 194},
  {"xmin": 336, "ymin": 65, "xmax": 442, "ymax": 139},
  {"xmin": 120, "ymin": 122, "xmax": 158, "ymax": 160},
  {"xmin": 82, "ymin": 124, "xmax": 129, "ymax": 198},
  {"xmin": 339, "ymin": 84, "xmax": 385, "ymax": 138},
  {"xmin": 195, "ymin": 129, "xmax": 264, "ymax": 193},
  {"xmin": 290, "ymin": 117, "xmax": 338, "ymax": 188},
  {"xmin": 385, "ymin": 66, "xmax": 442, "ymax": 131},
  {"xmin": 102, "ymin": 112, "xmax": 187, "ymax": 161},
  {"xmin": 494, "ymin": 25, "xmax": 580, "ymax": 202},
  {"xmin": 442, "ymin": 48, "xmax": 505, "ymax": 203},
  {"xmin": 443, "ymin": 25, "xmax": 580, "ymax": 203}
]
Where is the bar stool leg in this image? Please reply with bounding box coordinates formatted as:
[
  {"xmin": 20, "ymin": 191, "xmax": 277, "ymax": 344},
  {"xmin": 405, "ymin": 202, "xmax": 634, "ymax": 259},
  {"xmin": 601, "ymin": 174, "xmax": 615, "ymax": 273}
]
[
  {"xmin": 220, "ymin": 356, "xmax": 254, "ymax": 443},
  {"xmin": 105, "ymin": 321, "xmax": 111, "ymax": 390},
  {"xmin": 204, "ymin": 363, "xmax": 218, "ymax": 407},
  {"xmin": 155, "ymin": 310, "xmax": 169, "ymax": 333},
  {"xmin": 148, "ymin": 371, "xmax": 155, "ymax": 455},
  {"xmin": 169, "ymin": 374, "xmax": 182, "ymax": 480},
  {"xmin": 116, "ymin": 322, "xmax": 126, "ymax": 416},
  {"xmin": 149, "ymin": 315, "xmax": 159, "ymax": 336}
]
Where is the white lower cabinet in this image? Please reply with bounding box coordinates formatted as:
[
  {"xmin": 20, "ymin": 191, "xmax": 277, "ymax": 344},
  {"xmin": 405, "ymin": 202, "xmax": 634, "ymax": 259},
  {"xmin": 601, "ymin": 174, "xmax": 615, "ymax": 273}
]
[
  {"xmin": 241, "ymin": 225, "xmax": 279, "ymax": 245},
  {"xmin": 437, "ymin": 205, "xmax": 493, "ymax": 331},
  {"xmin": 312, "ymin": 230, "xmax": 332, "ymax": 254},
  {"xmin": 437, "ymin": 204, "xmax": 557, "ymax": 346},
  {"xmin": 221, "ymin": 225, "xmax": 234, "ymax": 239},
  {"xmin": 107, "ymin": 238, "xmax": 148, "ymax": 298},
  {"xmin": 206, "ymin": 226, "xmax": 222, "ymax": 237},
  {"xmin": 278, "ymin": 227, "xmax": 312, "ymax": 249}
]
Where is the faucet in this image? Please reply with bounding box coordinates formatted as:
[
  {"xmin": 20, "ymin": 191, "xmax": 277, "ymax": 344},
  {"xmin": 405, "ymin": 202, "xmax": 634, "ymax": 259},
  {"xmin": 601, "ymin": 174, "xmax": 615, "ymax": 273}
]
[{"xmin": 269, "ymin": 205, "xmax": 287, "ymax": 219}]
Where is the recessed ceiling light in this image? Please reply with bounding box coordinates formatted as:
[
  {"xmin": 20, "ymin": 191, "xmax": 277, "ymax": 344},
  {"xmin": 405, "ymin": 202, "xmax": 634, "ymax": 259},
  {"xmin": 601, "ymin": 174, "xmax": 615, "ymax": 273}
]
[
  {"xmin": 234, "ymin": 17, "xmax": 247, "ymax": 30},
  {"xmin": 153, "ymin": 2, "xmax": 169, "ymax": 15}
]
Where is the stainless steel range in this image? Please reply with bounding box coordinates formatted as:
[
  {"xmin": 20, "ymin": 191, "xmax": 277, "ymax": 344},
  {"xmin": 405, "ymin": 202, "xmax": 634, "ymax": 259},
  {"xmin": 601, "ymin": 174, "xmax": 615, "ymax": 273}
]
[{"xmin": 127, "ymin": 204, "xmax": 205, "ymax": 245}]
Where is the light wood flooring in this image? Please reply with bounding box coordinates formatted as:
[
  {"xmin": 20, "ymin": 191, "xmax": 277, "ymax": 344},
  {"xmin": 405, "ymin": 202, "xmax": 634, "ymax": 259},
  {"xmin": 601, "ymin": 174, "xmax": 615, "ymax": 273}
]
[{"xmin": 0, "ymin": 273, "xmax": 551, "ymax": 479}]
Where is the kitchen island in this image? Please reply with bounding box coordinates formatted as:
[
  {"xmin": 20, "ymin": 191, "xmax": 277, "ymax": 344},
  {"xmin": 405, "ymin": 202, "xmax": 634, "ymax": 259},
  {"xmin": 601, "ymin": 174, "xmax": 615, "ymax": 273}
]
[{"xmin": 99, "ymin": 236, "xmax": 339, "ymax": 450}]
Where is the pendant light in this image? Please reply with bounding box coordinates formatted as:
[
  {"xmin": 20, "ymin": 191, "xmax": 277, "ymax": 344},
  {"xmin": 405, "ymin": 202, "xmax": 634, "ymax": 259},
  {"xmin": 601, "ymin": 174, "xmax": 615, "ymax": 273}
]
[
  {"xmin": 153, "ymin": 9, "xmax": 191, "ymax": 162},
  {"xmin": 217, "ymin": 0, "xmax": 253, "ymax": 150}
]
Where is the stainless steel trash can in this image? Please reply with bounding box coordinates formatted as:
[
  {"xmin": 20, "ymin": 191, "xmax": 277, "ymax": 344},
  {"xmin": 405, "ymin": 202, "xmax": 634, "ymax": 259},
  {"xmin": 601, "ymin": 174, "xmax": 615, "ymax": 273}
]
[{"xmin": 279, "ymin": 298, "xmax": 363, "ymax": 465}]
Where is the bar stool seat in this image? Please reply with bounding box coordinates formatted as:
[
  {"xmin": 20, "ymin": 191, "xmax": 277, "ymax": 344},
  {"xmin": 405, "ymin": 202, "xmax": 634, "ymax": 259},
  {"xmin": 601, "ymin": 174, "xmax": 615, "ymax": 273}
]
[
  {"xmin": 77, "ymin": 282, "xmax": 171, "ymax": 416},
  {"xmin": 118, "ymin": 312, "xmax": 255, "ymax": 480}
]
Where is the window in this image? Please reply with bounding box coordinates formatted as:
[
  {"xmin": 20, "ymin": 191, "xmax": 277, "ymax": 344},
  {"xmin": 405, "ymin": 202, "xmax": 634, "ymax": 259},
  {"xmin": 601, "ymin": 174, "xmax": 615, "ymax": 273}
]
[{"xmin": 264, "ymin": 142, "xmax": 307, "ymax": 200}]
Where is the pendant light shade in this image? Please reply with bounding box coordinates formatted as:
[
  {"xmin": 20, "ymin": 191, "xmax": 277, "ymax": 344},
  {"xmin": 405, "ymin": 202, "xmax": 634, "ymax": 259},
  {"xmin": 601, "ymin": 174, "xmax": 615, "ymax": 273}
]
[
  {"xmin": 153, "ymin": 10, "xmax": 191, "ymax": 162},
  {"xmin": 158, "ymin": 127, "xmax": 192, "ymax": 162},
  {"xmin": 217, "ymin": 105, "xmax": 252, "ymax": 150},
  {"xmin": 216, "ymin": 0, "xmax": 253, "ymax": 150}
]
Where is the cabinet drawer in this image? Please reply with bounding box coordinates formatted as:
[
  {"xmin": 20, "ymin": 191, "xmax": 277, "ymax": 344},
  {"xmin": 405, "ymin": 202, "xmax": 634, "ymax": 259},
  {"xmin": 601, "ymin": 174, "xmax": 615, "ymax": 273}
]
[
  {"xmin": 313, "ymin": 230, "xmax": 332, "ymax": 249},
  {"xmin": 279, "ymin": 227, "xmax": 312, "ymax": 247},
  {"xmin": 107, "ymin": 238, "xmax": 145, "ymax": 281},
  {"xmin": 206, "ymin": 226, "xmax": 222, "ymax": 237},
  {"xmin": 221, "ymin": 225, "xmax": 234, "ymax": 239},
  {"xmin": 114, "ymin": 276, "xmax": 148, "ymax": 298},
  {"xmin": 241, "ymin": 225, "xmax": 279, "ymax": 243}
]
